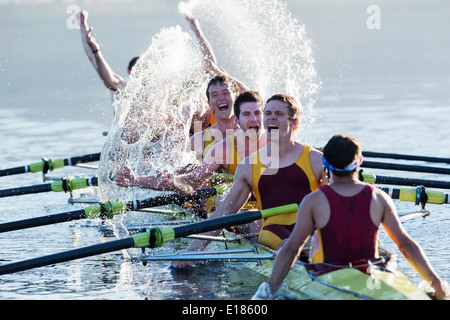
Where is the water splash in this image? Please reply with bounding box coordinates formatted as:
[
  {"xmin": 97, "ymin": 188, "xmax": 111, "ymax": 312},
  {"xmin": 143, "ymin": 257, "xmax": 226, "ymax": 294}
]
[
  {"xmin": 180, "ymin": 0, "xmax": 319, "ymax": 125},
  {"xmin": 98, "ymin": 0, "xmax": 319, "ymax": 202},
  {"xmin": 98, "ymin": 26, "xmax": 209, "ymax": 202}
]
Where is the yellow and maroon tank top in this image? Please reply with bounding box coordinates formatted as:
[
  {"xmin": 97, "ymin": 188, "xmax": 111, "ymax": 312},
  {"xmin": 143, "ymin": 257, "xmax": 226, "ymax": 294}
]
[
  {"xmin": 203, "ymin": 127, "xmax": 217, "ymax": 159},
  {"xmin": 312, "ymin": 184, "xmax": 379, "ymax": 264},
  {"xmin": 227, "ymin": 135, "xmax": 240, "ymax": 175},
  {"xmin": 251, "ymin": 144, "xmax": 318, "ymax": 249}
]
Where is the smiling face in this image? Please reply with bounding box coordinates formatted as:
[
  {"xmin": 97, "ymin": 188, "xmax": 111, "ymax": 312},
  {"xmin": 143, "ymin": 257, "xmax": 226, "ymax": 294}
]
[
  {"xmin": 207, "ymin": 82, "xmax": 235, "ymax": 120},
  {"xmin": 238, "ymin": 102, "xmax": 264, "ymax": 141}
]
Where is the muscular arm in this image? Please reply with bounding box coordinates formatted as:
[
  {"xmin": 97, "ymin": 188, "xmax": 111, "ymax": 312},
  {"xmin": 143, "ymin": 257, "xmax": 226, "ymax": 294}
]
[
  {"xmin": 309, "ymin": 147, "xmax": 327, "ymax": 187},
  {"xmin": 175, "ymin": 140, "xmax": 228, "ymax": 192},
  {"xmin": 80, "ymin": 12, "xmax": 126, "ymax": 92},
  {"xmin": 91, "ymin": 49, "xmax": 127, "ymax": 91},
  {"xmin": 380, "ymin": 191, "xmax": 448, "ymax": 299},
  {"xmin": 182, "ymin": 11, "xmax": 218, "ymax": 65},
  {"xmin": 182, "ymin": 11, "xmax": 249, "ymax": 95},
  {"xmin": 173, "ymin": 162, "xmax": 253, "ymax": 258},
  {"xmin": 115, "ymin": 165, "xmax": 192, "ymax": 194},
  {"xmin": 267, "ymin": 193, "xmax": 316, "ymax": 293},
  {"xmin": 116, "ymin": 140, "xmax": 229, "ymax": 194}
]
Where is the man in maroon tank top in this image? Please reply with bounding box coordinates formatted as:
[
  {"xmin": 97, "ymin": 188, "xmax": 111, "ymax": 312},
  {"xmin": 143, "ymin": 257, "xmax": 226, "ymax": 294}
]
[
  {"xmin": 256, "ymin": 134, "xmax": 448, "ymax": 300},
  {"xmin": 171, "ymin": 94, "xmax": 326, "ymax": 268}
]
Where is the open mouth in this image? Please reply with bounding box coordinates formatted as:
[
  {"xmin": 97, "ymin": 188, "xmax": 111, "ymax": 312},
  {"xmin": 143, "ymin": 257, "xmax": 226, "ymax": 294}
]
[
  {"xmin": 218, "ymin": 104, "xmax": 229, "ymax": 113},
  {"xmin": 266, "ymin": 124, "xmax": 279, "ymax": 132},
  {"xmin": 247, "ymin": 125, "xmax": 260, "ymax": 135}
]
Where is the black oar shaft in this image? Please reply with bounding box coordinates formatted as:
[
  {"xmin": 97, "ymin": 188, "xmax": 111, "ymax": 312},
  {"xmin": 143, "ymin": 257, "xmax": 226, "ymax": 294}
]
[
  {"xmin": 0, "ymin": 153, "xmax": 101, "ymax": 177},
  {"xmin": 65, "ymin": 153, "xmax": 101, "ymax": 165},
  {"xmin": 0, "ymin": 177, "xmax": 98, "ymax": 198},
  {"xmin": 0, "ymin": 204, "xmax": 297, "ymax": 275},
  {"xmin": 0, "ymin": 166, "xmax": 27, "ymax": 177},
  {"xmin": 0, "ymin": 183, "xmax": 52, "ymax": 198},
  {"xmin": 173, "ymin": 211, "xmax": 262, "ymax": 238},
  {"xmin": 0, "ymin": 210, "xmax": 86, "ymax": 233},
  {"xmin": 375, "ymin": 175, "xmax": 450, "ymax": 189},
  {"xmin": 0, "ymin": 238, "xmax": 134, "ymax": 276},
  {"xmin": 362, "ymin": 161, "xmax": 450, "ymax": 175},
  {"xmin": 0, "ymin": 188, "xmax": 219, "ymax": 234},
  {"xmin": 363, "ymin": 151, "xmax": 450, "ymax": 164},
  {"xmin": 134, "ymin": 187, "xmax": 218, "ymax": 210}
]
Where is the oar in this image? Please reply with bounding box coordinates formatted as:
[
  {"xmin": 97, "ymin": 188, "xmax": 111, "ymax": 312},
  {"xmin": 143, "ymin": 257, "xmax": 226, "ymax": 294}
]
[
  {"xmin": 379, "ymin": 186, "xmax": 450, "ymax": 205},
  {"xmin": 0, "ymin": 203, "xmax": 298, "ymax": 275},
  {"xmin": 361, "ymin": 161, "xmax": 450, "ymax": 175},
  {"xmin": 0, "ymin": 176, "xmax": 98, "ymax": 198},
  {"xmin": 360, "ymin": 172, "xmax": 450, "ymax": 189},
  {"xmin": 217, "ymin": 171, "xmax": 450, "ymax": 190},
  {"xmin": 0, "ymin": 153, "xmax": 101, "ymax": 177},
  {"xmin": 362, "ymin": 151, "xmax": 450, "ymax": 164},
  {"xmin": 0, "ymin": 187, "xmax": 224, "ymax": 234}
]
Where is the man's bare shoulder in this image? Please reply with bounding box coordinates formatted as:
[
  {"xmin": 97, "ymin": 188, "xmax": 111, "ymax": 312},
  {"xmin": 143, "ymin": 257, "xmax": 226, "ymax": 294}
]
[
  {"xmin": 305, "ymin": 187, "xmax": 326, "ymax": 204},
  {"xmin": 309, "ymin": 146, "xmax": 323, "ymax": 161},
  {"xmin": 372, "ymin": 186, "xmax": 394, "ymax": 204},
  {"xmin": 232, "ymin": 158, "xmax": 254, "ymax": 184}
]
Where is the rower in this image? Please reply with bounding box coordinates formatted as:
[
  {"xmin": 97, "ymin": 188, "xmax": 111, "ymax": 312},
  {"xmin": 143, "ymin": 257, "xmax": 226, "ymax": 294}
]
[
  {"xmin": 172, "ymin": 93, "xmax": 326, "ymax": 268},
  {"xmin": 77, "ymin": 10, "xmax": 218, "ymax": 141},
  {"xmin": 77, "ymin": 10, "xmax": 135, "ymax": 93},
  {"xmin": 255, "ymin": 133, "xmax": 449, "ymax": 300},
  {"xmin": 115, "ymin": 91, "xmax": 267, "ymax": 215},
  {"xmin": 162, "ymin": 90, "xmax": 267, "ymax": 215},
  {"xmin": 189, "ymin": 75, "xmax": 244, "ymax": 161}
]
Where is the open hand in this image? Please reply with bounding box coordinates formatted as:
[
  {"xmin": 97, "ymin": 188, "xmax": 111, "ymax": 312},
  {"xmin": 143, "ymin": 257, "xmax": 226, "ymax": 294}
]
[{"xmin": 116, "ymin": 164, "xmax": 136, "ymax": 187}]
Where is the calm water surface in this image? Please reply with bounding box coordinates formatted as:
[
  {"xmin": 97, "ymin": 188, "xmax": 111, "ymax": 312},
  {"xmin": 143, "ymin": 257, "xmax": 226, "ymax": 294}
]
[{"xmin": 0, "ymin": 0, "xmax": 449, "ymax": 300}]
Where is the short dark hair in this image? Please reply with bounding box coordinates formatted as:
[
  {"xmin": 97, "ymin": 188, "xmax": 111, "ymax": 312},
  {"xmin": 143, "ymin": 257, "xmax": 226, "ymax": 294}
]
[
  {"xmin": 205, "ymin": 75, "xmax": 237, "ymax": 101},
  {"xmin": 233, "ymin": 91, "xmax": 264, "ymax": 119},
  {"xmin": 128, "ymin": 56, "xmax": 140, "ymax": 72},
  {"xmin": 266, "ymin": 94, "xmax": 302, "ymax": 120},
  {"xmin": 323, "ymin": 134, "xmax": 362, "ymax": 177}
]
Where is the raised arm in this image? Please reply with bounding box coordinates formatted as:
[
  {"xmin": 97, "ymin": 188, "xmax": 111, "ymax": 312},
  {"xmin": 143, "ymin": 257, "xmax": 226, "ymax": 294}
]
[
  {"xmin": 86, "ymin": 28, "xmax": 127, "ymax": 91},
  {"xmin": 181, "ymin": 9, "xmax": 249, "ymax": 94},
  {"xmin": 182, "ymin": 10, "xmax": 218, "ymax": 66},
  {"xmin": 78, "ymin": 11, "xmax": 126, "ymax": 91}
]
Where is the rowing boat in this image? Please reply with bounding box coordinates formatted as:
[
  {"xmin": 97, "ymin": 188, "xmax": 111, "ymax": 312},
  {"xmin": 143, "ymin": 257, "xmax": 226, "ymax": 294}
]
[{"xmin": 111, "ymin": 205, "xmax": 431, "ymax": 300}]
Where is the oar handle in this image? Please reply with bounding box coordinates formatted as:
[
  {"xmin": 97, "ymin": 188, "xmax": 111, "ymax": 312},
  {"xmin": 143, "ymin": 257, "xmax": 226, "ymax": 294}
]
[{"xmin": 135, "ymin": 203, "xmax": 300, "ymax": 248}]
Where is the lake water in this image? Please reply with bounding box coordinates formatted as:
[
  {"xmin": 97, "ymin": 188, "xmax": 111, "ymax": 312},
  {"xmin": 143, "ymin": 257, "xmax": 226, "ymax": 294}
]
[{"xmin": 0, "ymin": 0, "xmax": 449, "ymax": 302}]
